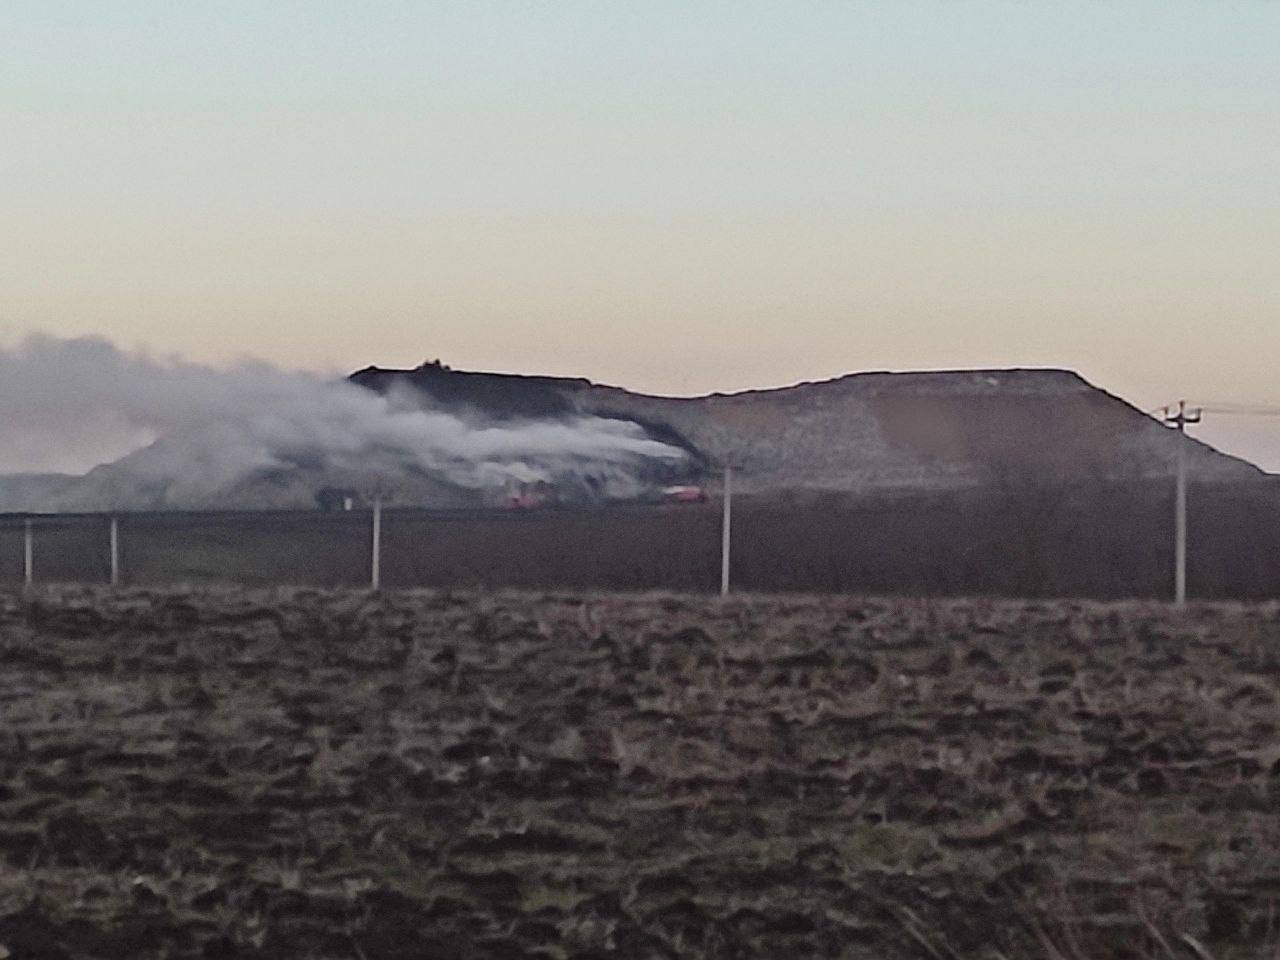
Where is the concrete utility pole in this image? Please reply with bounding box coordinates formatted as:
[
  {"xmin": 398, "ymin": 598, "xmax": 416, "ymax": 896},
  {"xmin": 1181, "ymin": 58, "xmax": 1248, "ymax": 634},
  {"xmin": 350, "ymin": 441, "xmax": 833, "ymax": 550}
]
[
  {"xmin": 1164, "ymin": 400, "xmax": 1202, "ymax": 606},
  {"xmin": 109, "ymin": 516, "xmax": 120, "ymax": 587},
  {"xmin": 23, "ymin": 518, "xmax": 33, "ymax": 588},
  {"xmin": 370, "ymin": 495, "xmax": 382, "ymax": 590},
  {"xmin": 720, "ymin": 465, "xmax": 733, "ymax": 597}
]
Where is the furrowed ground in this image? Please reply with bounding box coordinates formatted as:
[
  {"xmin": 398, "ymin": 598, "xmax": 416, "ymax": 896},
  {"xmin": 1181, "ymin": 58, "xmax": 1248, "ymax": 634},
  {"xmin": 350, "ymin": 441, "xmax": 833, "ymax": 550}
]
[{"xmin": 2, "ymin": 588, "xmax": 1280, "ymax": 959}]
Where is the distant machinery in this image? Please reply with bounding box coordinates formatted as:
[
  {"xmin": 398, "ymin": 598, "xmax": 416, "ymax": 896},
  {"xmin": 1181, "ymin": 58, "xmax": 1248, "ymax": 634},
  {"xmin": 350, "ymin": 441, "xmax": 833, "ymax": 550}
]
[
  {"xmin": 316, "ymin": 487, "xmax": 363, "ymax": 512},
  {"xmin": 661, "ymin": 484, "xmax": 709, "ymax": 504},
  {"xmin": 504, "ymin": 481, "xmax": 556, "ymax": 510}
]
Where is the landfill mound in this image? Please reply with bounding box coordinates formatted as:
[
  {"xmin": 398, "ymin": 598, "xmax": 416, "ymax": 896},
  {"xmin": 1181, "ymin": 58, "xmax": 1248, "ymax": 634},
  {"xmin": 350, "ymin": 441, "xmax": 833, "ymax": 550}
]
[{"xmin": 356, "ymin": 364, "xmax": 1262, "ymax": 493}]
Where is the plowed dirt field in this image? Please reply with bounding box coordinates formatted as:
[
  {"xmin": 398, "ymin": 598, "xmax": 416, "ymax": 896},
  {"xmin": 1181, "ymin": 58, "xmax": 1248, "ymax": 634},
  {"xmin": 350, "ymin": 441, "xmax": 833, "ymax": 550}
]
[{"xmin": 2, "ymin": 587, "xmax": 1279, "ymax": 959}]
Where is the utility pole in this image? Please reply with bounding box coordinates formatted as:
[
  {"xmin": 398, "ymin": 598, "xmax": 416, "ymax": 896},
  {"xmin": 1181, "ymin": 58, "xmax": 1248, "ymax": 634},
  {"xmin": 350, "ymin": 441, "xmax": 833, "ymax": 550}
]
[
  {"xmin": 370, "ymin": 495, "xmax": 382, "ymax": 591},
  {"xmin": 109, "ymin": 516, "xmax": 120, "ymax": 587},
  {"xmin": 720, "ymin": 465, "xmax": 733, "ymax": 597},
  {"xmin": 23, "ymin": 518, "xmax": 33, "ymax": 589},
  {"xmin": 1164, "ymin": 400, "xmax": 1202, "ymax": 606}
]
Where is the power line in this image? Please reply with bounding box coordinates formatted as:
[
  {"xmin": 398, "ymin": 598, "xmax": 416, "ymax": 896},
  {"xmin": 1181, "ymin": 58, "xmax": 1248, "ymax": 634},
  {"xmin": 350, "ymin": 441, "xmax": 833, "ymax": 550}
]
[
  {"xmin": 1150, "ymin": 399, "xmax": 1280, "ymax": 607},
  {"xmin": 1197, "ymin": 403, "xmax": 1280, "ymax": 417},
  {"xmin": 1163, "ymin": 401, "xmax": 1200, "ymax": 607},
  {"xmin": 1149, "ymin": 401, "xmax": 1280, "ymax": 418}
]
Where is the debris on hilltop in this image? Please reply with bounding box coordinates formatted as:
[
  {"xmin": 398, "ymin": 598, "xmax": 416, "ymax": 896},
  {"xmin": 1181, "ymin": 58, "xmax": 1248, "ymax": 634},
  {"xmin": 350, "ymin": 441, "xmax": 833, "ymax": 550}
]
[{"xmin": 356, "ymin": 364, "xmax": 1263, "ymax": 494}]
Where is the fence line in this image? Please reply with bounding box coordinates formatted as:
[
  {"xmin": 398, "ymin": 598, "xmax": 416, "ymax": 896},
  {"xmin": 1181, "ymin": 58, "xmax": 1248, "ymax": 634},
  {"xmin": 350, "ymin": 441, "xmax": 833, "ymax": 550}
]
[
  {"xmin": 0, "ymin": 502, "xmax": 733, "ymax": 594},
  {"xmin": 5, "ymin": 479, "xmax": 1280, "ymax": 599}
]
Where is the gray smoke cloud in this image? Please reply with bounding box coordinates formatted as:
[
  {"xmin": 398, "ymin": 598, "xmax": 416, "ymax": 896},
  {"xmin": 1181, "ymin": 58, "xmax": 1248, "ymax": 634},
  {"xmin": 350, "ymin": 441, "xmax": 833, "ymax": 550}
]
[{"xmin": 0, "ymin": 335, "xmax": 688, "ymax": 509}]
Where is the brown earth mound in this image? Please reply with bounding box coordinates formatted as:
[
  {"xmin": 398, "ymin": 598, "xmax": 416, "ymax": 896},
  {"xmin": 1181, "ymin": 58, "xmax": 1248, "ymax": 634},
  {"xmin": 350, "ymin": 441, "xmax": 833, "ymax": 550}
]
[
  {"xmin": 2, "ymin": 587, "xmax": 1279, "ymax": 958},
  {"xmin": 357, "ymin": 364, "xmax": 1263, "ymax": 494}
]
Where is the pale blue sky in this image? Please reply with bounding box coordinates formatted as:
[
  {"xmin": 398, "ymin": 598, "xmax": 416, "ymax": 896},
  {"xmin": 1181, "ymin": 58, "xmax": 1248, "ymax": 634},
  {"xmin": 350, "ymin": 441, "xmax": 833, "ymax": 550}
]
[{"xmin": 2, "ymin": 2, "xmax": 1279, "ymax": 466}]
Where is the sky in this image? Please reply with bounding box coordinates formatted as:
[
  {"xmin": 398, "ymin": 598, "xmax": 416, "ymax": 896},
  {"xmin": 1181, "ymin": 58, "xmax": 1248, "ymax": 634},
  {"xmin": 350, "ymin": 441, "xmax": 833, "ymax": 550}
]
[{"xmin": 2, "ymin": 1, "xmax": 1279, "ymax": 470}]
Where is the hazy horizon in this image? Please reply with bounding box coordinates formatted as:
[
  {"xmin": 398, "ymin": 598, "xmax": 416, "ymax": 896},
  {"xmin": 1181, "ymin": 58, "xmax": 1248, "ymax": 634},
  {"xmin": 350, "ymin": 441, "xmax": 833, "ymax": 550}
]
[
  {"xmin": 0, "ymin": 334, "xmax": 1276, "ymax": 477},
  {"xmin": 3, "ymin": 2, "xmax": 1278, "ymax": 471}
]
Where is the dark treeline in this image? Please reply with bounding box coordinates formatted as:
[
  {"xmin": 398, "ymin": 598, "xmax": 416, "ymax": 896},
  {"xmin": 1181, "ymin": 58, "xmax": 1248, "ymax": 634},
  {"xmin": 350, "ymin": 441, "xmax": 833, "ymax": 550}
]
[{"xmin": 2, "ymin": 478, "xmax": 1279, "ymax": 599}]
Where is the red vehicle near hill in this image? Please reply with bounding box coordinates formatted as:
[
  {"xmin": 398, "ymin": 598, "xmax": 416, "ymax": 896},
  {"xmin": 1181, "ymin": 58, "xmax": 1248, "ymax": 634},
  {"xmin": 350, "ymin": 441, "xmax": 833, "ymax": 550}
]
[
  {"xmin": 504, "ymin": 481, "xmax": 556, "ymax": 510},
  {"xmin": 661, "ymin": 485, "xmax": 709, "ymax": 504}
]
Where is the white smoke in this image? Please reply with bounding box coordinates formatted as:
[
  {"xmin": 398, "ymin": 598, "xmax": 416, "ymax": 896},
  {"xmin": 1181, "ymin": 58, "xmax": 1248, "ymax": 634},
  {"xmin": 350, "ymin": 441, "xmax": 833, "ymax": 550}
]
[{"xmin": 0, "ymin": 335, "xmax": 687, "ymax": 509}]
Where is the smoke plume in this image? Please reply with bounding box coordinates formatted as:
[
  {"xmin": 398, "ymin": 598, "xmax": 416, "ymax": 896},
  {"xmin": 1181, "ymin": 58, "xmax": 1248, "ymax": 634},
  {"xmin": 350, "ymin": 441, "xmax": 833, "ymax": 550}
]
[{"xmin": 0, "ymin": 335, "xmax": 687, "ymax": 510}]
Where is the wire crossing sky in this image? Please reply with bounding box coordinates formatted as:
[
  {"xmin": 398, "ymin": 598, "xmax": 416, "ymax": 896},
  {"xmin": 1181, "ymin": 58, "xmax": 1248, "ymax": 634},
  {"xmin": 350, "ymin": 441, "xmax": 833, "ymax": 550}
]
[{"xmin": 2, "ymin": 2, "xmax": 1278, "ymax": 468}]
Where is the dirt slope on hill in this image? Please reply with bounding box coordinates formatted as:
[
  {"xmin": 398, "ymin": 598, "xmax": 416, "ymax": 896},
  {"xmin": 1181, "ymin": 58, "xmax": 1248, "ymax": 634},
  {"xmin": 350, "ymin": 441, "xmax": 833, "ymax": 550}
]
[
  {"xmin": 2, "ymin": 587, "xmax": 1279, "ymax": 959},
  {"xmin": 356, "ymin": 364, "xmax": 1262, "ymax": 493},
  {"xmin": 1, "ymin": 366, "xmax": 1260, "ymax": 512}
]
